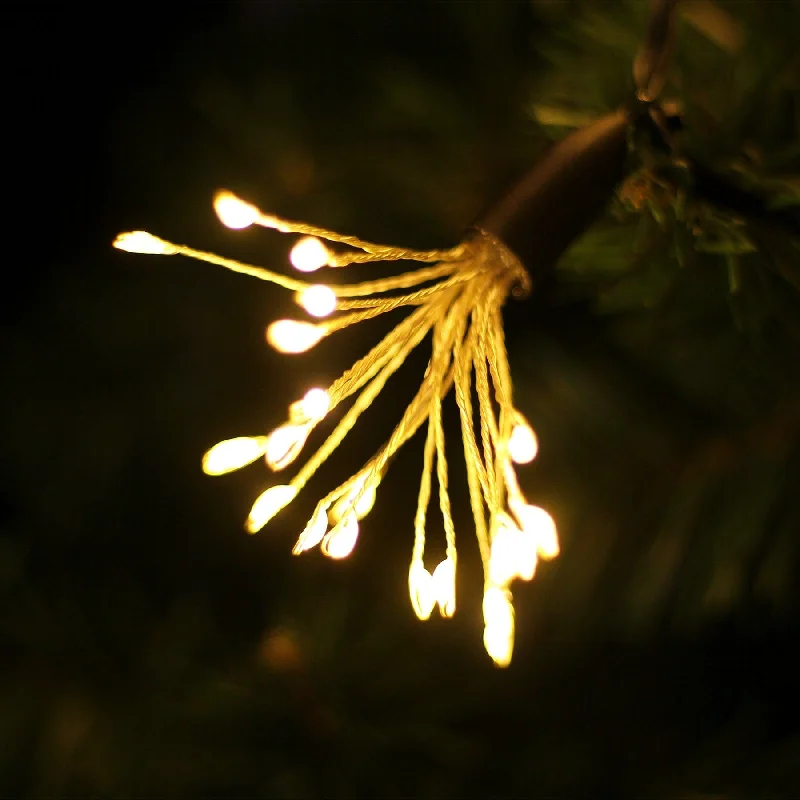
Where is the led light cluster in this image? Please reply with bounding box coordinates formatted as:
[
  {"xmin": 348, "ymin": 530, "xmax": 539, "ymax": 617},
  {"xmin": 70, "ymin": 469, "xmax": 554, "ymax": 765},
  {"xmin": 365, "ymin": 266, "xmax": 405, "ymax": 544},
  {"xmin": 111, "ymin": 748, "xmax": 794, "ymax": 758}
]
[{"xmin": 114, "ymin": 190, "xmax": 559, "ymax": 666}]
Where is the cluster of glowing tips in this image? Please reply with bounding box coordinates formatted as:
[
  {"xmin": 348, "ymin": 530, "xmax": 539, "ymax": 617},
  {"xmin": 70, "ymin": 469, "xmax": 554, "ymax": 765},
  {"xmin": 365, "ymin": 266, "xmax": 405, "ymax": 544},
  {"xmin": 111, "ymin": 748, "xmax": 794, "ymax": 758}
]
[{"xmin": 113, "ymin": 189, "xmax": 560, "ymax": 667}]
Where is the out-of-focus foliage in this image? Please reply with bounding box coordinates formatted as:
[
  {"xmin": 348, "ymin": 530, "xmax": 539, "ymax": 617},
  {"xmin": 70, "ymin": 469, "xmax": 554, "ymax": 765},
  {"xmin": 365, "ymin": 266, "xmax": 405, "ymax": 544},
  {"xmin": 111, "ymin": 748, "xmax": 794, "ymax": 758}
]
[{"xmin": 2, "ymin": 0, "xmax": 800, "ymax": 797}]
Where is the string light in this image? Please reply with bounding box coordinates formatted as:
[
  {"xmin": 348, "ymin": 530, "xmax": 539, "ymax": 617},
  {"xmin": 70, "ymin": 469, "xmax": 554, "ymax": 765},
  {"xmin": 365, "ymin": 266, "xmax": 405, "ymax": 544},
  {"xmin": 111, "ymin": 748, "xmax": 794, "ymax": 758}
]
[
  {"xmin": 106, "ymin": 0, "xmax": 697, "ymax": 666},
  {"xmin": 113, "ymin": 188, "xmax": 559, "ymax": 667}
]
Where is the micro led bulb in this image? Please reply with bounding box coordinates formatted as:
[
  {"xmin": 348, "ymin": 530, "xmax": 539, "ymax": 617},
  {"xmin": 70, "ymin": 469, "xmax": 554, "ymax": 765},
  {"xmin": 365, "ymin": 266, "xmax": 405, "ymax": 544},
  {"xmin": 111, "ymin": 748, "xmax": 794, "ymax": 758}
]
[
  {"xmin": 515, "ymin": 528, "xmax": 539, "ymax": 581},
  {"xmin": 290, "ymin": 236, "xmax": 329, "ymax": 272},
  {"xmin": 408, "ymin": 561, "xmax": 436, "ymax": 621},
  {"xmin": 514, "ymin": 504, "xmax": 559, "ymax": 560},
  {"xmin": 213, "ymin": 190, "xmax": 259, "ymax": 229},
  {"xmin": 482, "ymin": 586, "xmax": 514, "ymax": 634},
  {"xmin": 483, "ymin": 622, "xmax": 514, "ymax": 668},
  {"xmin": 264, "ymin": 423, "xmax": 310, "ymax": 471},
  {"xmin": 431, "ymin": 556, "xmax": 456, "ymax": 617},
  {"xmin": 489, "ymin": 512, "xmax": 538, "ymax": 585},
  {"xmin": 508, "ymin": 422, "xmax": 538, "ymax": 464},
  {"xmin": 266, "ymin": 320, "xmax": 325, "ymax": 354},
  {"xmin": 245, "ymin": 484, "xmax": 297, "ymax": 533},
  {"xmin": 488, "ymin": 524, "xmax": 522, "ymax": 587},
  {"xmin": 113, "ymin": 231, "xmax": 178, "ymax": 255},
  {"xmin": 298, "ymin": 388, "xmax": 331, "ymax": 420},
  {"xmin": 202, "ymin": 436, "xmax": 270, "ymax": 476},
  {"xmin": 482, "ymin": 586, "xmax": 515, "ymax": 667},
  {"xmin": 298, "ymin": 285, "xmax": 336, "ymax": 318},
  {"xmin": 321, "ymin": 514, "xmax": 359, "ymax": 559},
  {"xmin": 352, "ymin": 485, "xmax": 376, "ymax": 518}
]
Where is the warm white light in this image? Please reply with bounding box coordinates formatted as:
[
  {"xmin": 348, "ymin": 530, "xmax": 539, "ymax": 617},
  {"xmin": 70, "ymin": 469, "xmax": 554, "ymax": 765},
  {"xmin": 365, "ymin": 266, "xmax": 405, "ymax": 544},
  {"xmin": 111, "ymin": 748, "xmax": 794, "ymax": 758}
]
[
  {"xmin": 298, "ymin": 388, "xmax": 331, "ymax": 420},
  {"xmin": 293, "ymin": 506, "xmax": 329, "ymax": 555},
  {"xmin": 431, "ymin": 556, "xmax": 456, "ymax": 617},
  {"xmin": 290, "ymin": 236, "xmax": 329, "ymax": 272},
  {"xmin": 213, "ymin": 190, "xmax": 259, "ymax": 229},
  {"xmin": 482, "ymin": 586, "xmax": 515, "ymax": 667},
  {"xmin": 321, "ymin": 513, "xmax": 359, "ymax": 559},
  {"xmin": 489, "ymin": 513, "xmax": 537, "ymax": 585},
  {"xmin": 202, "ymin": 436, "xmax": 270, "ymax": 476},
  {"xmin": 265, "ymin": 423, "xmax": 311, "ymax": 471},
  {"xmin": 408, "ymin": 561, "xmax": 436, "ymax": 621},
  {"xmin": 245, "ymin": 484, "xmax": 297, "ymax": 533},
  {"xmin": 113, "ymin": 231, "xmax": 178, "ymax": 255},
  {"xmin": 488, "ymin": 519, "xmax": 518, "ymax": 586},
  {"xmin": 288, "ymin": 387, "xmax": 331, "ymax": 424},
  {"xmin": 514, "ymin": 504, "xmax": 559, "ymax": 560},
  {"xmin": 483, "ymin": 586, "xmax": 514, "ymax": 633},
  {"xmin": 508, "ymin": 421, "xmax": 538, "ymax": 464},
  {"xmin": 483, "ymin": 622, "xmax": 514, "ymax": 668},
  {"xmin": 515, "ymin": 528, "xmax": 538, "ymax": 581},
  {"xmin": 298, "ymin": 285, "xmax": 337, "ymax": 318},
  {"xmin": 354, "ymin": 486, "xmax": 377, "ymax": 518},
  {"xmin": 266, "ymin": 320, "xmax": 325, "ymax": 354}
]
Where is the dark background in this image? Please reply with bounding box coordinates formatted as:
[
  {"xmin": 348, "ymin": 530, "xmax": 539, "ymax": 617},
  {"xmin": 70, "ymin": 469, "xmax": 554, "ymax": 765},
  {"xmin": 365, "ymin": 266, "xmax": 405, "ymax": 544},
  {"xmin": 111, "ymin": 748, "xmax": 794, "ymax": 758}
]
[{"xmin": 2, "ymin": 1, "xmax": 799, "ymax": 796}]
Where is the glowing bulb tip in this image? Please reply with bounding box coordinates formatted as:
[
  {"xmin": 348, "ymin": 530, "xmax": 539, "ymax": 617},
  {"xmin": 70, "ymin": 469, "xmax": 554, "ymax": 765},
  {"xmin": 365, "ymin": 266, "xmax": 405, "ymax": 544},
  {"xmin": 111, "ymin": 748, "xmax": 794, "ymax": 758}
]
[
  {"xmin": 213, "ymin": 190, "xmax": 260, "ymax": 229},
  {"xmin": 298, "ymin": 285, "xmax": 337, "ymax": 318},
  {"xmin": 113, "ymin": 231, "xmax": 177, "ymax": 255},
  {"xmin": 290, "ymin": 236, "xmax": 329, "ymax": 272},
  {"xmin": 266, "ymin": 320, "xmax": 325, "ymax": 354}
]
